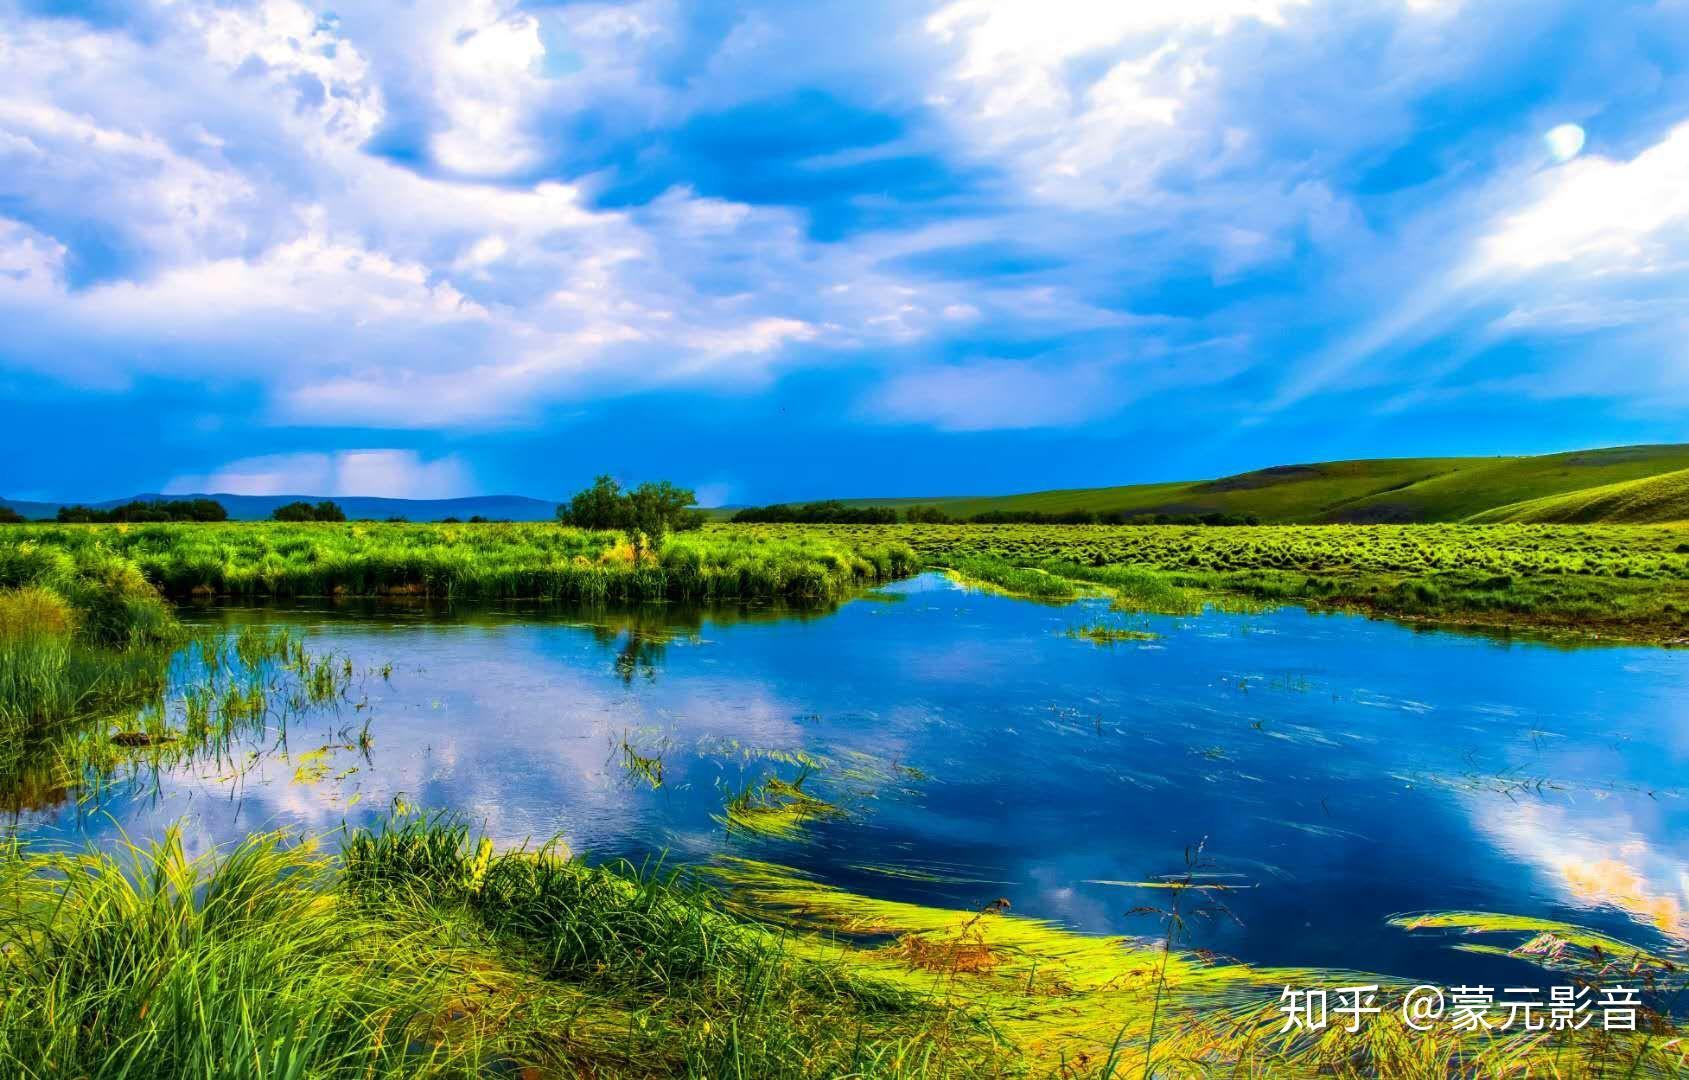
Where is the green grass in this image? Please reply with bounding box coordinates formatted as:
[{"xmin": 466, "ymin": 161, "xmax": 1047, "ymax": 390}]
[
  {"xmin": 1472, "ymin": 466, "xmax": 1689, "ymax": 524},
  {"xmin": 3, "ymin": 812, "xmax": 1682, "ymax": 1078},
  {"xmin": 3, "ymin": 540, "xmax": 1686, "ymax": 1075},
  {"xmin": 835, "ymin": 443, "xmax": 1689, "ymax": 524},
  {"xmin": 1, "ymin": 541, "xmax": 186, "ymax": 783},
  {"xmin": 2, "ymin": 523, "xmax": 915, "ymax": 605},
  {"xmin": 744, "ymin": 522, "xmax": 1689, "ymax": 643}
]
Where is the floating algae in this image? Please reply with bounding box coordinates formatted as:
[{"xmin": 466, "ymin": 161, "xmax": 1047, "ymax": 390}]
[{"xmin": 707, "ymin": 859, "xmax": 1689, "ymax": 1076}]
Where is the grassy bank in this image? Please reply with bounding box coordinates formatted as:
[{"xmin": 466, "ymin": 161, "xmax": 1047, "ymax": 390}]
[
  {"xmin": 3, "ymin": 524, "xmax": 917, "ymax": 605},
  {"xmin": 1, "ymin": 538, "xmax": 183, "ymax": 751},
  {"xmin": 9, "ymin": 520, "xmax": 1688, "ymax": 640},
  {"xmin": 1, "ymin": 811, "xmax": 1681, "ymax": 1078},
  {"xmin": 742, "ymin": 523, "xmax": 1689, "ymax": 643}
]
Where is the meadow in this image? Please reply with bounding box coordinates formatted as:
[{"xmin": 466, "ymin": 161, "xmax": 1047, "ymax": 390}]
[
  {"xmin": 739, "ymin": 522, "xmax": 1689, "ymax": 643},
  {"xmin": 4, "ymin": 522, "xmax": 918, "ymax": 605}
]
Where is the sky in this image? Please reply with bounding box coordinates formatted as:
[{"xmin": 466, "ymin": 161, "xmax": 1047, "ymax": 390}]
[{"xmin": 2, "ymin": 0, "xmax": 1688, "ymax": 505}]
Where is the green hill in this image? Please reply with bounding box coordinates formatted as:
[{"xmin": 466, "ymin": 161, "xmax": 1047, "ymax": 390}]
[
  {"xmin": 1469, "ymin": 465, "xmax": 1689, "ymax": 524},
  {"xmin": 842, "ymin": 444, "xmax": 1689, "ymax": 524}
]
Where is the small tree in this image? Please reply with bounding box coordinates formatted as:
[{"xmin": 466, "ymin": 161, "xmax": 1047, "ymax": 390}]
[
  {"xmin": 314, "ymin": 500, "xmax": 347, "ymax": 522},
  {"xmin": 557, "ymin": 475, "xmax": 629, "ymax": 531},
  {"xmin": 0, "ymin": 505, "xmax": 24, "ymax": 525},
  {"xmin": 557, "ymin": 476, "xmax": 703, "ymax": 548},
  {"xmin": 626, "ymin": 481, "xmax": 703, "ymax": 538}
]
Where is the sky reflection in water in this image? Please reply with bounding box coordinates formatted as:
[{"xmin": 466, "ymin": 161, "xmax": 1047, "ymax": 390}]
[{"xmin": 12, "ymin": 574, "xmax": 1689, "ymax": 988}]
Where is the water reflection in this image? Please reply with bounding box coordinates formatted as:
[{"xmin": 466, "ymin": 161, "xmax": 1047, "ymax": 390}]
[{"xmin": 9, "ymin": 574, "xmax": 1688, "ymax": 988}]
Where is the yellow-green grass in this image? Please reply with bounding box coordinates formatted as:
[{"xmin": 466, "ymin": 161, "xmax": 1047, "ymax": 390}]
[
  {"xmin": 834, "ymin": 443, "xmax": 1689, "ymax": 524},
  {"xmin": 740, "ymin": 522, "xmax": 1689, "ymax": 643},
  {"xmin": 2, "ymin": 523, "xmax": 917, "ymax": 605},
  {"xmin": 3, "ymin": 813, "xmax": 1682, "ymax": 1078},
  {"xmin": 1472, "ymin": 466, "xmax": 1689, "ymax": 524}
]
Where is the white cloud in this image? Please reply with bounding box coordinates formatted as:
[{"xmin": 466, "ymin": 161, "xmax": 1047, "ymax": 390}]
[
  {"xmin": 166, "ymin": 450, "xmax": 473, "ymax": 498},
  {"xmin": 427, "ymin": 2, "xmax": 550, "ymax": 175},
  {"xmin": 1477, "ymin": 121, "xmax": 1689, "ymax": 275},
  {"xmin": 0, "ymin": 217, "xmax": 65, "ymax": 298}
]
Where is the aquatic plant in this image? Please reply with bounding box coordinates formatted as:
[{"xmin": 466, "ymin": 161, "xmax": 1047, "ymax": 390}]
[{"xmin": 716, "ymin": 765, "xmax": 847, "ymax": 840}]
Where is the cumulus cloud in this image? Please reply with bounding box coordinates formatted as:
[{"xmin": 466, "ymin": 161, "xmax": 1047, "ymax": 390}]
[{"xmin": 1, "ymin": 0, "xmax": 1687, "ymax": 471}]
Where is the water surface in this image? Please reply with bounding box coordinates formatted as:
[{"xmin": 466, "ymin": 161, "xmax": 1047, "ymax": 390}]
[{"xmin": 13, "ymin": 574, "xmax": 1689, "ymax": 988}]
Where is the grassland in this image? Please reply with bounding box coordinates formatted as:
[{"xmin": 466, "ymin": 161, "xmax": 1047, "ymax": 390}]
[
  {"xmin": 1472, "ymin": 466, "xmax": 1689, "ymax": 524},
  {"xmin": 3, "ymin": 522, "xmax": 916, "ymax": 605},
  {"xmin": 739, "ymin": 522, "xmax": 1689, "ymax": 643},
  {"xmin": 839, "ymin": 443, "xmax": 1689, "ymax": 524},
  {"xmin": 6, "ymin": 519, "xmax": 1687, "ymax": 643}
]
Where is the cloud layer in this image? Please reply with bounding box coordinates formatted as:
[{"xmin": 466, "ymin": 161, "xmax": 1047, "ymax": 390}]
[{"xmin": 3, "ymin": 0, "xmax": 1689, "ymax": 500}]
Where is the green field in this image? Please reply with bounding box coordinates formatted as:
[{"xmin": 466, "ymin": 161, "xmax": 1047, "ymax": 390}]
[
  {"xmin": 740, "ymin": 522, "xmax": 1689, "ymax": 643},
  {"xmin": 837, "ymin": 443, "xmax": 1689, "ymax": 524},
  {"xmin": 2, "ymin": 523, "xmax": 915, "ymax": 606}
]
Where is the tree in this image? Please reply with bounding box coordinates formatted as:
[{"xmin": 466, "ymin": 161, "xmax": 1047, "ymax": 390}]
[
  {"xmin": 0, "ymin": 505, "xmax": 24, "ymax": 524},
  {"xmin": 557, "ymin": 475, "xmax": 629, "ymax": 531},
  {"xmin": 272, "ymin": 500, "xmax": 346, "ymax": 522},
  {"xmin": 625, "ymin": 481, "xmax": 703, "ymax": 538},
  {"xmin": 557, "ymin": 477, "xmax": 703, "ymax": 540},
  {"xmin": 903, "ymin": 505, "xmax": 952, "ymax": 524}
]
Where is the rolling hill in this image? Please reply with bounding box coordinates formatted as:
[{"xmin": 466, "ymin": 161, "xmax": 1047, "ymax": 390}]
[
  {"xmin": 841, "ymin": 444, "xmax": 1689, "ymax": 524},
  {"xmin": 1469, "ymin": 465, "xmax": 1689, "ymax": 524},
  {"xmin": 0, "ymin": 492, "xmax": 559, "ymax": 522},
  {"xmin": 11, "ymin": 444, "xmax": 1689, "ymax": 526}
]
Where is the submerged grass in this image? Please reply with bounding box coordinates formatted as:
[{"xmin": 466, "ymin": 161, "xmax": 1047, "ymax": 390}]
[{"xmin": 716, "ymin": 765, "xmax": 848, "ymax": 841}]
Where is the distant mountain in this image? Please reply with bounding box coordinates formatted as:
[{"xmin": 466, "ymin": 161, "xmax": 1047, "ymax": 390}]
[
  {"xmin": 0, "ymin": 492, "xmax": 560, "ymax": 522},
  {"xmin": 834, "ymin": 444, "xmax": 1689, "ymax": 524}
]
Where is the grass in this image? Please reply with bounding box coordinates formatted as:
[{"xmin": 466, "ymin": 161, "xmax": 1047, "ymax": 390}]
[
  {"xmin": 716, "ymin": 765, "xmax": 847, "ymax": 841},
  {"xmin": 11, "ymin": 519, "xmax": 1688, "ymax": 643},
  {"xmin": 1472, "ymin": 466, "xmax": 1689, "ymax": 524},
  {"xmin": 836, "ymin": 443, "xmax": 1689, "ymax": 524},
  {"xmin": 3, "ymin": 812, "xmax": 1682, "ymax": 1078},
  {"xmin": 2, "ymin": 523, "xmax": 916, "ymax": 605},
  {"xmin": 745, "ymin": 522, "xmax": 1689, "ymax": 643},
  {"xmin": 3, "ymin": 540, "xmax": 1687, "ymax": 1075}
]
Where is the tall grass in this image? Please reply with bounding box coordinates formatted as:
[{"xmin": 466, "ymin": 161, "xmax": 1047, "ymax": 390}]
[
  {"xmin": 0, "ymin": 827, "xmax": 485, "ymax": 1078},
  {"xmin": 5, "ymin": 813, "xmax": 1680, "ymax": 1077},
  {"xmin": 1, "ymin": 542, "xmax": 183, "ymax": 742},
  {"xmin": 5, "ymin": 524, "xmax": 919, "ymax": 606}
]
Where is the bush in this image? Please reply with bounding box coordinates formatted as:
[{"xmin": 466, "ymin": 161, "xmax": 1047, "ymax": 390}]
[
  {"xmin": 732, "ymin": 501, "xmax": 898, "ymax": 524},
  {"xmin": 55, "ymin": 499, "xmax": 227, "ymax": 524}
]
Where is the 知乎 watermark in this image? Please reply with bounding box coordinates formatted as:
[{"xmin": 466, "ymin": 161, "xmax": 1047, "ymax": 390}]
[{"xmin": 1278, "ymin": 984, "xmax": 1642, "ymax": 1033}]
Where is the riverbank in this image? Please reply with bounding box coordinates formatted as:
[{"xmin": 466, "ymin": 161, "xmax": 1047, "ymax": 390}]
[{"xmin": 3, "ymin": 810, "xmax": 1681, "ymax": 1078}]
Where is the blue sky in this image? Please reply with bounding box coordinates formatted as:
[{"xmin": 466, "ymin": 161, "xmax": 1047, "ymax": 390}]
[{"xmin": 2, "ymin": 0, "xmax": 1688, "ymax": 504}]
